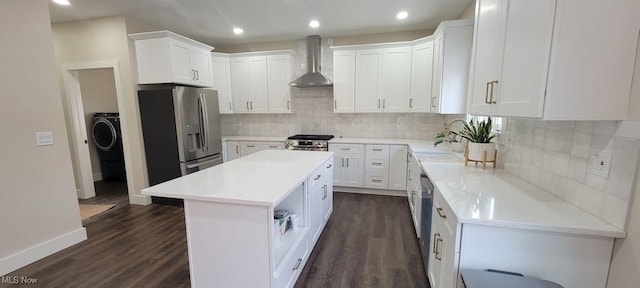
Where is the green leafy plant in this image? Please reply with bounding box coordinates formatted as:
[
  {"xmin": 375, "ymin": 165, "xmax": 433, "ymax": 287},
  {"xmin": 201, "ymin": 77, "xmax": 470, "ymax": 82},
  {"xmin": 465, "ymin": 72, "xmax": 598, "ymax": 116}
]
[
  {"xmin": 434, "ymin": 128, "xmax": 462, "ymax": 147},
  {"xmin": 456, "ymin": 117, "xmax": 497, "ymax": 143}
]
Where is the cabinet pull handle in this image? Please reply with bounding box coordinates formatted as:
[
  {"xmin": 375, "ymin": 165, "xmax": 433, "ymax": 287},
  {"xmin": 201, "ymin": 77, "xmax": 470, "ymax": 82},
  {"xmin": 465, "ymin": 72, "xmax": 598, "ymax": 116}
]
[
  {"xmin": 326, "ymin": 163, "xmax": 332, "ymax": 169},
  {"xmin": 195, "ymin": 70, "xmax": 199, "ymax": 80},
  {"xmin": 383, "ymin": 99, "xmax": 386, "ymax": 109},
  {"xmin": 246, "ymin": 145, "xmax": 256, "ymax": 148},
  {"xmin": 287, "ymin": 100, "xmax": 290, "ymax": 110},
  {"xmin": 372, "ymin": 148, "xmax": 383, "ymax": 151},
  {"xmin": 250, "ymin": 101, "xmax": 253, "ymax": 110},
  {"xmin": 372, "ymin": 179, "xmax": 382, "ymax": 183},
  {"xmin": 292, "ymin": 258, "xmax": 302, "ymax": 270},
  {"xmin": 269, "ymin": 145, "xmax": 278, "ymax": 148},
  {"xmin": 346, "ymin": 158, "xmax": 349, "ymax": 167},
  {"xmin": 334, "ymin": 100, "xmax": 337, "ymax": 109},
  {"xmin": 435, "ymin": 237, "xmax": 443, "ymax": 260},
  {"xmin": 436, "ymin": 207, "xmax": 446, "ymax": 219},
  {"xmin": 314, "ymin": 174, "xmax": 322, "ymax": 181},
  {"xmin": 431, "ymin": 97, "xmax": 437, "ymax": 108},
  {"xmin": 341, "ymin": 158, "xmax": 345, "ymax": 167},
  {"xmin": 372, "ymin": 162, "xmax": 382, "ymax": 165},
  {"xmin": 236, "ymin": 145, "xmax": 239, "ymax": 154},
  {"xmin": 409, "ymin": 98, "xmax": 413, "ymax": 108},
  {"xmin": 192, "ymin": 69, "xmax": 196, "ymax": 80},
  {"xmin": 488, "ymin": 80, "xmax": 498, "ymax": 104},
  {"xmin": 229, "ymin": 101, "xmax": 232, "ymax": 111},
  {"xmin": 433, "ymin": 233, "xmax": 440, "ymax": 254},
  {"xmin": 378, "ymin": 99, "xmax": 381, "ymax": 109},
  {"xmin": 340, "ymin": 148, "xmax": 350, "ymax": 151},
  {"xmin": 246, "ymin": 101, "xmax": 249, "ymax": 110},
  {"xmin": 322, "ymin": 185, "xmax": 327, "ymax": 199}
]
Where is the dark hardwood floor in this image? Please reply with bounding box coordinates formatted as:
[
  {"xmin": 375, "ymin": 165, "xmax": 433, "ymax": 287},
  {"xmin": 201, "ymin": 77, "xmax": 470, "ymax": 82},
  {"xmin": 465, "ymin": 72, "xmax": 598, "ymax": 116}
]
[{"xmin": 2, "ymin": 189, "xmax": 428, "ymax": 288}]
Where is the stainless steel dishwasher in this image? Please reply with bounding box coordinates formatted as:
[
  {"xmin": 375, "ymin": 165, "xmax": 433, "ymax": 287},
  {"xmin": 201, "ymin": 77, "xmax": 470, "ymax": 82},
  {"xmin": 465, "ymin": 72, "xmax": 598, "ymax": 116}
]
[{"xmin": 419, "ymin": 172, "xmax": 434, "ymax": 276}]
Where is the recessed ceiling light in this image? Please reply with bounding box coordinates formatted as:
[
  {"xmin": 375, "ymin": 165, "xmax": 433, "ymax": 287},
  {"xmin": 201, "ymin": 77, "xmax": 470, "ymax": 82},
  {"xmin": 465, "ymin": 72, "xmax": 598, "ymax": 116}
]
[
  {"xmin": 309, "ymin": 20, "xmax": 320, "ymax": 28},
  {"xmin": 52, "ymin": 0, "xmax": 71, "ymax": 6},
  {"xmin": 233, "ymin": 27, "xmax": 244, "ymax": 35},
  {"xmin": 396, "ymin": 11, "xmax": 408, "ymax": 20}
]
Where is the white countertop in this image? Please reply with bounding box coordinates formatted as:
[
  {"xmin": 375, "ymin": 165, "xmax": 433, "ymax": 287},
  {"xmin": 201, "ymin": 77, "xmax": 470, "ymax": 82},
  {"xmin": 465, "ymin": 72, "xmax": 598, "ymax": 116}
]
[
  {"xmin": 329, "ymin": 137, "xmax": 448, "ymax": 153},
  {"xmin": 421, "ymin": 162, "xmax": 626, "ymax": 238},
  {"xmin": 142, "ymin": 150, "xmax": 333, "ymax": 207},
  {"xmin": 222, "ymin": 136, "xmax": 288, "ymax": 142}
]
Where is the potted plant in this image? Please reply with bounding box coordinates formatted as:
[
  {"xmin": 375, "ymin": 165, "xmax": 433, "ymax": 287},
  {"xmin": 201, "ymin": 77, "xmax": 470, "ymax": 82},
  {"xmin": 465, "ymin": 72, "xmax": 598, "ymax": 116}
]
[
  {"xmin": 457, "ymin": 117, "xmax": 498, "ymax": 162},
  {"xmin": 434, "ymin": 128, "xmax": 465, "ymax": 153}
]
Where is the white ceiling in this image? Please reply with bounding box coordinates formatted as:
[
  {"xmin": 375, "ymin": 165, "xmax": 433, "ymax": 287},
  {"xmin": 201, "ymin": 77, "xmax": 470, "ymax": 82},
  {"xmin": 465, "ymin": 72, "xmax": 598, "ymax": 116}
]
[{"xmin": 49, "ymin": 0, "xmax": 473, "ymax": 46}]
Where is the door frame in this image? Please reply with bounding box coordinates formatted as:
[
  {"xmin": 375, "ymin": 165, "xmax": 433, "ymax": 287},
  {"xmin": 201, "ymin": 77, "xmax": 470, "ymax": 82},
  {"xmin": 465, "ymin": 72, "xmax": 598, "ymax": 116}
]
[{"xmin": 61, "ymin": 60, "xmax": 130, "ymax": 199}]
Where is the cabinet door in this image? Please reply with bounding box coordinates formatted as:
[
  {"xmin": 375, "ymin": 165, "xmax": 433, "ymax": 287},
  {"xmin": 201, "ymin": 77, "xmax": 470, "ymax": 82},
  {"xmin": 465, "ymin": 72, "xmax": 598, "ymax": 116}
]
[
  {"xmin": 429, "ymin": 206, "xmax": 445, "ymax": 288},
  {"xmin": 226, "ymin": 141, "xmax": 241, "ymax": 161},
  {"xmin": 322, "ymin": 160, "xmax": 334, "ymax": 223},
  {"xmin": 332, "ymin": 155, "xmax": 346, "ymax": 186},
  {"xmin": 354, "ymin": 49, "xmax": 383, "ymax": 112},
  {"xmin": 212, "ymin": 56, "xmax": 233, "ymax": 114},
  {"xmin": 468, "ymin": 0, "xmax": 504, "ymax": 116},
  {"xmin": 267, "ymin": 55, "xmax": 293, "ymax": 113},
  {"xmin": 410, "ymin": 40, "xmax": 434, "ymax": 112},
  {"xmin": 389, "ymin": 145, "xmax": 408, "ymax": 190},
  {"xmin": 344, "ymin": 154, "xmax": 364, "ymax": 187},
  {"xmin": 492, "ymin": 0, "xmax": 555, "ymax": 117},
  {"xmin": 381, "ymin": 47, "xmax": 412, "ymax": 112},
  {"xmin": 247, "ymin": 56, "xmax": 268, "ymax": 113},
  {"xmin": 169, "ymin": 40, "xmax": 194, "ymax": 85},
  {"xmin": 231, "ymin": 58, "xmax": 251, "ymax": 112},
  {"xmin": 332, "ymin": 50, "xmax": 356, "ymax": 113},
  {"xmin": 190, "ymin": 48, "xmax": 213, "ymax": 87},
  {"xmin": 430, "ymin": 34, "xmax": 444, "ymax": 113}
]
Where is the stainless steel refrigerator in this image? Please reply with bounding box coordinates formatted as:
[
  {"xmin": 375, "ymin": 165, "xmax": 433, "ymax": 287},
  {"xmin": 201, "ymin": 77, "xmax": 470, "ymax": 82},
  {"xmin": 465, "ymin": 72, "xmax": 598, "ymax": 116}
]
[{"xmin": 138, "ymin": 86, "xmax": 223, "ymax": 205}]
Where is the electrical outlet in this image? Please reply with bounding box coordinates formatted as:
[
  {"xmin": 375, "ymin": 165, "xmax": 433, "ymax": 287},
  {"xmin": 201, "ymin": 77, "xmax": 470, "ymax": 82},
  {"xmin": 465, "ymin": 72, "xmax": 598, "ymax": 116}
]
[
  {"xmin": 36, "ymin": 132, "xmax": 54, "ymax": 146},
  {"xmin": 587, "ymin": 150, "xmax": 612, "ymax": 178}
]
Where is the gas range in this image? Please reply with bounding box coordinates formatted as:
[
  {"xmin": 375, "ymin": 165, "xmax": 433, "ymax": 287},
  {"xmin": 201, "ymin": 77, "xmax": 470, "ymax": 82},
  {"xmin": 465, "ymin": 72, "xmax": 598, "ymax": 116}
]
[{"xmin": 286, "ymin": 134, "xmax": 334, "ymax": 151}]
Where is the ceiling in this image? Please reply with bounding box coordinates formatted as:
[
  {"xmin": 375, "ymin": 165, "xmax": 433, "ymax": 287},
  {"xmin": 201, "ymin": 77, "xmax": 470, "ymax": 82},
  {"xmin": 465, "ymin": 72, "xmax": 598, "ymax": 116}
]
[{"xmin": 49, "ymin": 0, "xmax": 473, "ymax": 46}]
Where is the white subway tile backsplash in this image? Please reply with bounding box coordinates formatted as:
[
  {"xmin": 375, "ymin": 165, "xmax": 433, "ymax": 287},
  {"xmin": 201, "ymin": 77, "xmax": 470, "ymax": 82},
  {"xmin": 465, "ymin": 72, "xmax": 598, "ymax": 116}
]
[{"xmin": 501, "ymin": 118, "xmax": 638, "ymax": 230}]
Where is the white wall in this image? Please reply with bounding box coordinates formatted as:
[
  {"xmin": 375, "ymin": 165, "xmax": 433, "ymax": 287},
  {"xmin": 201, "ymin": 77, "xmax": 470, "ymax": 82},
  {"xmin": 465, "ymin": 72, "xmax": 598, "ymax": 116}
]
[
  {"xmin": 52, "ymin": 16, "xmax": 150, "ymax": 205},
  {"xmin": 0, "ymin": 0, "xmax": 85, "ymax": 275},
  {"xmin": 459, "ymin": 1, "xmax": 476, "ymax": 20}
]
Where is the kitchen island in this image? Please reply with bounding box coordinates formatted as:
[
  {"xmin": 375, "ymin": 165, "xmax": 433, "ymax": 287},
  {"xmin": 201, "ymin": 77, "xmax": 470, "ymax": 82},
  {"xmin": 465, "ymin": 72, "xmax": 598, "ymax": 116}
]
[{"xmin": 142, "ymin": 150, "xmax": 334, "ymax": 288}]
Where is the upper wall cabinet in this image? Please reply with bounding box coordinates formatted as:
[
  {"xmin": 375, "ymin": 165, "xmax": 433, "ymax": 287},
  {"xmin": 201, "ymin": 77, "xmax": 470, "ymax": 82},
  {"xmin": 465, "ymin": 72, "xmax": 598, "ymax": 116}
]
[
  {"xmin": 409, "ymin": 37, "xmax": 434, "ymax": 113},
  {"xmin": 212, "ymin": 53, "xmax": 233, "ymax": 114},
  {"xmin": 468, "ymin": 0, "xmax": 640, "ymax": 120},
  {"xmin": 431, "ymin": 20, "xmax": 473, "ymax": 114},
  {"xmin": 332, "ymin": 43, "xmax": 413, "ymax": 113},
  {"xmin": 130, "ymin": 31, "xmax": 213, "ymax": 87}
]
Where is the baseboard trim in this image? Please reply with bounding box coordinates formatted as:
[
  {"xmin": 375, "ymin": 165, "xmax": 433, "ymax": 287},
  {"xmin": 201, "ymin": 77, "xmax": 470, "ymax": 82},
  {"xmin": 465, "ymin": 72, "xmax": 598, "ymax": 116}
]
[
  {"xmin": 334, "ymin": 186, "xmax": 406, "ymax": 197},
  {"xmin": 0, "ymin": 228, "xmax": 87, "ymax": 275}
]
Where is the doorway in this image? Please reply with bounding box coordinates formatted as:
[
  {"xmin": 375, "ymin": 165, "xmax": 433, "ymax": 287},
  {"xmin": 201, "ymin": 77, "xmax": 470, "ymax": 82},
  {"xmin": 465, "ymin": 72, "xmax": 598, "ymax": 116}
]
[{"xmin": 61, "ymin": 61, "xmax": 131, "ymax": 218}]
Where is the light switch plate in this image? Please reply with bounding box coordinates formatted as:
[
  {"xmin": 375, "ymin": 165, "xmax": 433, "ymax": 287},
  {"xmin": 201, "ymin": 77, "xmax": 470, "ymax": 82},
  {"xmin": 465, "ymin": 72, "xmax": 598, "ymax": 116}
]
[
  {"xmin": 587, "ymin": 150, "xmax": 612, "ymax": 178},
  {"xmin": 36, "ymin": 132, "xmax": 54, "ymax": 146}
]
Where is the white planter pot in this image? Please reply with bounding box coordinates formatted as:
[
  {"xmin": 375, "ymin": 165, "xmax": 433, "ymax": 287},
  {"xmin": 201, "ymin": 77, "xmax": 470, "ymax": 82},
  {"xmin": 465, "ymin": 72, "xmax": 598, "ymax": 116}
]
[
  {"xmin": 467, "ymin": 142, "xmax": 496, "ymax": 162},
  {"xmin": 450, "ymin": 142, "xmax": 465, "ymax": 153}
]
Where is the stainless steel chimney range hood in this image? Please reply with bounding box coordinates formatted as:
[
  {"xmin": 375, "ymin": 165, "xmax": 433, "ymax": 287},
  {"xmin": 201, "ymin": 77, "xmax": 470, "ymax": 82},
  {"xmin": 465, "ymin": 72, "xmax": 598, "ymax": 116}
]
[{"xmin": 289, "ymin": 35, "xmax": 333, "ymax": 88}]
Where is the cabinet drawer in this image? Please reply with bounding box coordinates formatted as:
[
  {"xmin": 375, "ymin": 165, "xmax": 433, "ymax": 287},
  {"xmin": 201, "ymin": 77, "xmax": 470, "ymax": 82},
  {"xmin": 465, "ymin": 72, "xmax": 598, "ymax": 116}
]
[
  {"xmin": 323, "ymin": 159, "xmax": 334, "ymax": 177},
  {"xmin": 365, "ymin": 156, "xmax": 389, "ymax": 171},
  {"xmin": 307, "ymin": 165, "xmax": 324, "ymax": 191},
  {"xmin": 274, "ymin": 239, "xmax": 309, "ymax": 288},
  {"xmin": 329, "ymin": 144, "xmax": 364, "ymax": 154},
  {"xmin": 365, "ymin": 171, "xmax": 388, "ymax": 189},
  {"xmin": 265, "ymin": 142, "xmax": 285, "ymax": 150},
  {"xmin": 366, "ymin": 144, "xmax": 389, "ymax": 155}
]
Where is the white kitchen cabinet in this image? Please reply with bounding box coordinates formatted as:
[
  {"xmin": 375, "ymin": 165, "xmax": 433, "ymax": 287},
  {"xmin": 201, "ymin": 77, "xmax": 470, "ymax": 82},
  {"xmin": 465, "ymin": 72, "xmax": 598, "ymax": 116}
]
[
  {"xmin": 364, "ymin": 145, "xmax": 390, "ymax": 189},
  {"xmin": 355, "ymin": 49, "xmax": 383, "ymax": 113},
  {"xmin": 329, "ymin": 144, "xmax": 364, "ymax": 188},
  {"xmin": 431, "ymin": 20, "xmax": 473, "ymax": 114},
  {"xmin": 239, "ymin": 141, "xmax": 285, "ymax": 157},
  {"xmin": 468, "ymin": 0, "xmax": 640, "ymax": 120},
  {"xmin": 332, "ymin": 50, "xmax": 356, "ymax": 113},
  {"xmin": 212, "ymin": 53, "xmax": 233, "ymax": 114},
  {"xmin": 410, "ymin": 37, "xmax": 434, "ymax": 113},
  {"xmin": 223, "ymin": 140, "xmax": 241, "ymax": 162},
  {"xmin": 267, "ymin": 54, "xmax": 294, "ymax": 113},
  {"xmin": 429, "ymin": 188, "xmax": 460, "ymax": 288},
  {"xmin": 406, "ymin": 151, "xmax": 422, "ymax": 237},
  {"xmin": 388, "ymin": 145, "xmax": 408, "ymax": 190},
  {"xmin": 353, "ymin": 47, "xmax": 412, "ymax": 113},
  {"xmin": 308, "ymin": 159, "xmax": 334, "ymax": 248},
  {"xmin": 130, "ymin": 31, "xmax": 213, "ymax": 87},
  {"xmin": 231, "ymin": 56, "xmax": 268, "ymax": 113},
  {"xmin": 322, "ymin": 160, "xmax": 334, "ymax": 224}
]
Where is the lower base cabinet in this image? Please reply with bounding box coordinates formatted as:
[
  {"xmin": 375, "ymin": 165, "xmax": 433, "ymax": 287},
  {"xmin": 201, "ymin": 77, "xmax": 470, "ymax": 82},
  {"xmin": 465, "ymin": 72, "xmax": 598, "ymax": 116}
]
[{"xmin": 223, "ymin": 140, "xmax": 284, "ymax": 162}]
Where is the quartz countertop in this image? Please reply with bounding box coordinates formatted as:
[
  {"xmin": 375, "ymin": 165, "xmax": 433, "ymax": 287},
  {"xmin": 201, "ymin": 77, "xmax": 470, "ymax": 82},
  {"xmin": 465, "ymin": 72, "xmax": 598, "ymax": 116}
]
[
  {"xmin": 142, "ymin": 150, "xmax": 333, "ymax": 207},
  {"xmin": 222, "ymin": 136, "xmax": 288, "ymax": 142},
  {"xmin": 329, "ymin": 137, "xmax": 447, "ymax": 153},
  {"xmin": 421, "ymin": 161, "xmax": 626, "ymax": 238}
]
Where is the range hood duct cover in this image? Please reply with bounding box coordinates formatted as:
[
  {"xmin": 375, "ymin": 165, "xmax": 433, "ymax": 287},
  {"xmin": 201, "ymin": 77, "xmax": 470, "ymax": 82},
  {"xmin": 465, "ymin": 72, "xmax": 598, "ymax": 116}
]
[{"xmin": 289, "ymin": 35, "xmax": 333, "ymax": 88}]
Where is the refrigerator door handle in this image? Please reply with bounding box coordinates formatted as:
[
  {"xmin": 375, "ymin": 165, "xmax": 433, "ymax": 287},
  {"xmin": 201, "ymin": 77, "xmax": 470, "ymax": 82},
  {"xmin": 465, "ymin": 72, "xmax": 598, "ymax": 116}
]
[
  {"xmin": 197, "ymin": 94, "xmax": 206, "ymax": 152},
  {"xmin": 185, "ymin": 154, "xmax": 223, "ymax": 169},
  {"xmin": 200, "ymin": 93, "xmax": 209, "ymax": 152}
]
